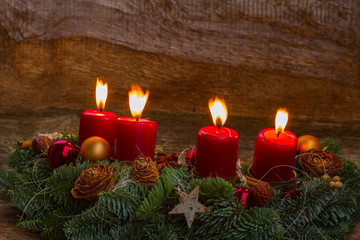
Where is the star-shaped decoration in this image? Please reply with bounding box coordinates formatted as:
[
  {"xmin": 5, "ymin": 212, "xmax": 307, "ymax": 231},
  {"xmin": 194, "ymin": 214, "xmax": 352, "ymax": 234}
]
[{"xmin": 168, "ymin": 185, "xmax": 210, "ymax": 228}]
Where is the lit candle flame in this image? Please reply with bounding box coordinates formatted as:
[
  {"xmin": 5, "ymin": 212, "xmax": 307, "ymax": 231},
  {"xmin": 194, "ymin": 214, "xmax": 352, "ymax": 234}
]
[
  {"xmin": 208, "ymin": 97, "xmax": 228, "ymax": 127},
  {"xmin": 96, "ymin": 78, "xmax": 108, "ymax": 111},
  {"xmin": 275, "ymin": 108, "xmax": 288, "ymax": 134},
  {"xmin": 129, "ymin": 84, "xmax": 149, "ymax": 119}
]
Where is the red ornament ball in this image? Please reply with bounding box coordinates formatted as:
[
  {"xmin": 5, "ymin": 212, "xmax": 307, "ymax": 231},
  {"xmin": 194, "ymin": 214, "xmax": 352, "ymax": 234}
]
[
  {"xmin": 186, "ymin": 149, "xmax": 196, "ymax": 166},
  {"xmin": 48, "ymin": 140, "xmax": 78, "ymax": 168},
  {"xmin": 235, "ymin": 187, "xmax": 250, "ymax": 207}
]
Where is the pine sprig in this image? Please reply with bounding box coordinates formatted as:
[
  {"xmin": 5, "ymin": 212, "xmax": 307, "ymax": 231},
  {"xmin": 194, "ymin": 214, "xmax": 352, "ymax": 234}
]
[
  {"xmin": 321, "ymin": 137, "xmax": 343, "ymax": 158},
  {"xmin": 99, "ymin": 188, "xmax": 140, "ymax": 221},
  {"xmin": 1, "ymin": 135, "xmax": 360, "ymax": 239},
  {"xmin": 7, "ymin": 141, "xmax": 39, "ymax": 172},
  {"xmin": 136, "ymin": 175, "xmax": 174, "ymax": 220},
  {"xmin": 49, "ymin": 161, "xmax": 93, "ymax": 210},
  {"xmin": 189, "ymin": 177, "xmax": 235, "ymax": 202},
  {"xmin": 16, "ymin": 218, "xmax": 43, "ymax": 232}
]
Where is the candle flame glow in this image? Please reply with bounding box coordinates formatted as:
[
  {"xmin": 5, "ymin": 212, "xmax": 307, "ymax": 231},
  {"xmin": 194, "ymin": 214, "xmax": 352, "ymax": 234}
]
[
  {"xmin": 275, "ymin": 108, "xmax": 288, "ymax": 133},
  {"xmin": 96, "ymin": 78, "xmax": 108, "ymax": 110},
  {"xmin": 208, "ymin": 97, "xmax": 228, "ymax": 127},
  {"xmin": 129, "ymin": 84, "xmax": 149, "ymax": 119}
]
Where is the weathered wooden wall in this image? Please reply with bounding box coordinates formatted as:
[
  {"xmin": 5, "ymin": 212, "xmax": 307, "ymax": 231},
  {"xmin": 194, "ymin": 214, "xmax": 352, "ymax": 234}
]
[{"xmin": 0, "ymin": 0, "xmax": 359, "ymax": 121}]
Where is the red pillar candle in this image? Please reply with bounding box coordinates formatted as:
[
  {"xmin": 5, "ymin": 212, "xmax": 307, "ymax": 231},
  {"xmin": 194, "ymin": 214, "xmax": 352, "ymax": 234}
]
[
  {"xmin": 195, "ymin": 126, "xmax": 239, "ymax": 178},
  {"xmin": 251, "ymin": 109, "xmax": 297, "ymax": 182},
  {"xmin": 194, "ymin": 97, "xmax": 239, "ymax": 179},
  {"xmin": 115, "ymin": 84, "xmax": 157, "ymax": 162},
  {"xmin": 78, "ymin": 110, "xmax": 118, "ymax": 150},
  {"xmin": 78, "ymin": 78, "xmax": 118, "ymax": 153},
  {"xmin": 115, "ymin": 117, "xmax": 157, "ymax": 162}
]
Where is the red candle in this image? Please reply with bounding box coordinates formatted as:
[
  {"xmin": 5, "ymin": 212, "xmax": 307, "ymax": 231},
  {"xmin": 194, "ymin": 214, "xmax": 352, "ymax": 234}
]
[
  {"xmin": 194, "ymin": 97, "xmax": 239, "ymax": 179},
  {"xmin": 115, "ymin": 117, "xmax": 157, "ymax": 162},
  {"xmin": 251, "ymin": 109, "xmax": 297, "ymax": 182},
  {"xmin": 114, "ymin": 84, "xmax": 157, "ymax": 162},
  {"xmin": 78, "ymin": 78, "xmax": 118, "ymax": 153},
  {"xmin": 78, "ymin": 110, "xmax": 118, "ymax": 150}
]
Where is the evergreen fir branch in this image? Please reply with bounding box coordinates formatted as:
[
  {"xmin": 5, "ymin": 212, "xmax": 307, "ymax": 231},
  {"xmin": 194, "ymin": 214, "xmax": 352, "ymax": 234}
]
[
  {"xmin": 7, "ymin": 142, "xmax": 39, "ymax": 172},
  {"xmin": 49, "ymin": 161, "xmax": 93, "ymax": 210},
  {"xmin": 107, "ymin": 220, "xmax": 152, "ymax": 240},
  {"xmin": 189, "ymin": 177, "xmax": 235, "ymax": 202},
  {"xmin": 2, "ymin": 135, "xmax": 360, "ymax": 239},
  {"xmin": 136, "ymin": 175, "xmax": 174, "ymax": 220},
  {"xmin": 7, "ymin": 168, "xmax": 53, "ymax": 219},
  {"xmin": 41, "ymin": 212, "xmax": 68, "ymax": 240},
  {"xmin": 321, "ymin": 137, "xmax": 343, "ymax": 158},
  {"xmin": 298, "ymin": 220, "xmax": 349, "ymax": 240},
  {"xmin": 99, "ymin": 188, "xmax": 140, "ymax": 222},
  {"xmin": 269, "ymin": 179, "xmax": 332, "ymax": 235},
  {"xmin": 160, "ymin": 166, "xmax": 192, "ymax": 191},
  {"xmin": 339, "ymin": 159, "xmax": 360, "ymax": 192},
  {"xmin": 146, "ymin": 217, "xmax": 180, "ymax": 240},
  {"xmin": 16, "ymin": 218, "xmax": 43, "ymax": 232},
  {"xmin": 64, "ymin": 204, "xmax": 118, "ymax": 240},
  {"xmin": 0, "ymin": 169, "xmax": 16, "ymax": 195},
  {"xmin": 316, "ymin": 188, "xmax": 357, "ymax": 225},
  {"xmin": 189, "ymin": 200, "xmax": 283, "ymax": 240}
]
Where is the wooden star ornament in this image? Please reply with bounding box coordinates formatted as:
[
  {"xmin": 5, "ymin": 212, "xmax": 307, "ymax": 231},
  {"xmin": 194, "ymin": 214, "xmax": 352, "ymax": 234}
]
[{"xmin": 168, "ymin": 185, "xmax": 210, "ymax": 228}]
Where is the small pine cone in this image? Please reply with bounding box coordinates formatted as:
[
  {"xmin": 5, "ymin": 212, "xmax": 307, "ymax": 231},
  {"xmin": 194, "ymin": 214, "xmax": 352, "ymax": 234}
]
[
  {"xmin": 71, "ymin": 164, "xmax": 117, "ymax": 201},
  {"xmin": 248, "ymin": 182, "xmax": 273, "ymax": 207},
  {"xmin": 155, "ymin": 153, "xmax": 182, "ymax": 171},
  {"xmin": 132, "ymin": 156, "xmax": 159, "ymax": 185},
  {"xmin": 298, "ymin": 150, "xmax": 343, "ymax": 177},
  {"xmin": 32, "ymin": 135, "xmax": 53, "ymax": 154}
]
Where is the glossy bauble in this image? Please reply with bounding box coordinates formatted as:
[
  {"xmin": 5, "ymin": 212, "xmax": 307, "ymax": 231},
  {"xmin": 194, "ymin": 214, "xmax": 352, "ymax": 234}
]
[
  {"xmin": 48, "ymin": 140, "xmax": 78, "ymax": 168},
  {"xmin": 297, "ymin": 135, "xmax": 322, "ymax": 153},
  {"xmin": 80, "ymin": 137, "xmax": 110, "ymax": 163},
  {"xmin": 186, "ymin": 149, "xmax": 196, "ymax": 166},
  {"xmin": 234, "ymin": 187, "xmax": 250, "ymax": 207}
]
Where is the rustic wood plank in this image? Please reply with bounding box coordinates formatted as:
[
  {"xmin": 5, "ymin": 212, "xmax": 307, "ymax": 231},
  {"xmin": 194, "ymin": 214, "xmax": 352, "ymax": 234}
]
[
  {"xmin": 0, "ymin": 0, "xmax": 359, "ymax": 121},
  {"xmin": 1, "ymin": 0, "xmax": 358, "ymax": 80},
  {"xmin": 0, "ymin": 25, "xmax": 358, "ymax": 121}
]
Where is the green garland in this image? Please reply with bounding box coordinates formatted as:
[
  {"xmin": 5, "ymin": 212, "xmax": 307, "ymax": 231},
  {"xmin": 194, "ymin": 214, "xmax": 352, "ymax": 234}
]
[{"xmin": 0, "ymin": 135, "xmax": 359, "ymax": 240}]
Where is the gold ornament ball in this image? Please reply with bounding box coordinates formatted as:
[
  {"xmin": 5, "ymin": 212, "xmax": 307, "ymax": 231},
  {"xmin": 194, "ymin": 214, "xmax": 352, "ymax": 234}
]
[
  {"xmin": 81, "ymin": 137, "xmax": 110, "ymax": 163},
  {"xmin": 297, "ymin": 135, "xmax": 322, "ymax": 153},
  {"xmin": 329, "ymin": 181, "xmax": 336, "ymax": 189},
  {"xmin": 334, "ymin": 181, "xmax": 343, "ymax": 189},
  {"xmin": 321, "ymin": 174, "xmax": 331, "ymax": 181},
  {"xmin": 333, "ymin": 176, "xmax": 342, "ymax": 182}
]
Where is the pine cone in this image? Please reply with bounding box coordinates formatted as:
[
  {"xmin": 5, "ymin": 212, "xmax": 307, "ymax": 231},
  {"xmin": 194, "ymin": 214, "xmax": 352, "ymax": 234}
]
[
  {"xmin": 248, "ymin": 182, "xmax": 273, "ymax": 207},
  {"xmin": 71, "ymin": 164, "xmax": 117, "ymax": 201},
  {"xmin": 132, "ymin": 156, "xmax": 159, "ymax": 185},
  {"xmin": 32, "ymin": 135, "xmax": 53, "ymax": 154},
  {"xmin": 298, "ymin": 150, "xmax": 343, "ymax": 177},
  {"xmin": 155, "ymin": 152, "xmax": 182, "ymax": 171}
]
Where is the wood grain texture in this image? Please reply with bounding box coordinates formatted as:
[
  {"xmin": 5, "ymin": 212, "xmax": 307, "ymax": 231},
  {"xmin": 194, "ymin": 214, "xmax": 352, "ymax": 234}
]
[{"xmin": 0, "ymin": 0, "xmax": 359, "ymax": 121}]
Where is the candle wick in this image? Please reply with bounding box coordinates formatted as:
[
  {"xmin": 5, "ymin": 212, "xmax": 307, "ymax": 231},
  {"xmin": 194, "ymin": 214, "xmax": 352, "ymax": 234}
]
[
  {"xmin": 136, "ymin": 117, "xmax": 139, "ymax": 122},
  {"xmin": 217, "ymin": 125, "xmax": 221, "ymax": 130},
  {"xmin": 277, "ymin": 131, "xmax": 280, "ymax": 137},
  {"xmin": 99, "ymin": 108, "xmax": 103, "ymax": 113}
]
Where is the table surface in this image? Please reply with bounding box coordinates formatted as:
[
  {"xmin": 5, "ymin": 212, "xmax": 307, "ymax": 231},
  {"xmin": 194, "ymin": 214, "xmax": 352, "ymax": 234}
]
[{"xmin": 0, "ymin": 110, "xmax": 359, "ymax": 239}]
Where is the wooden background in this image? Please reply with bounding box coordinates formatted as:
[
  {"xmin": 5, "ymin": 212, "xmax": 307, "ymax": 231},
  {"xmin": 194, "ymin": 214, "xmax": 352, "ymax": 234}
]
[{"xmin": 0, "ymin": 0, "xmax": 359, "ymax": 239}]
